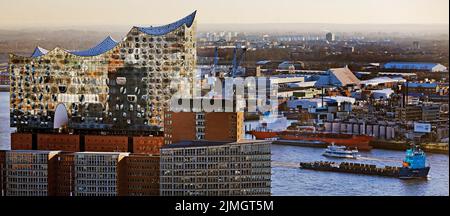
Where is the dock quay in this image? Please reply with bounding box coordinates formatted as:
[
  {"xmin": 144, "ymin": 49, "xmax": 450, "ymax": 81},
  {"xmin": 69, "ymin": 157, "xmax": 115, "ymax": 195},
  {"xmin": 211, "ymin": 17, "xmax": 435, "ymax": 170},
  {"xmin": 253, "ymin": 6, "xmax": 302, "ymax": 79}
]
[
  {"xmin": 299, "ymin": 161, "xmax": 401, "ymax": 177},
  {"xmin": 370, "ymin": 140, "xmax": 449, "ymax": 154}
]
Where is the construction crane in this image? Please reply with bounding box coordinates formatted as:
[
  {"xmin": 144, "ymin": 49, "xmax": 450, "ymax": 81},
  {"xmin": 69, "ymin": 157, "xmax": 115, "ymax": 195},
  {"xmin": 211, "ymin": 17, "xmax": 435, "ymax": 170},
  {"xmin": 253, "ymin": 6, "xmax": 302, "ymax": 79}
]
[
  {"xmin": 211, "ymin": 46, "xmax": 219, "ymax": 76},
  {"xmin": 230, "ymin": 43, "xmax": 247, "ymax": 77}
]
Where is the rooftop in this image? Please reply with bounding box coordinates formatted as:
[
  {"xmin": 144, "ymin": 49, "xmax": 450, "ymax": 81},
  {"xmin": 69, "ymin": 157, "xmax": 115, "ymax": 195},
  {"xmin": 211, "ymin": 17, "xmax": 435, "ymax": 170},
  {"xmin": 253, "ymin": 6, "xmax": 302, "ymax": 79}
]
[
  {"xmin": 137, "ymin": 11, "xmax": 196, "ymax": 36},
  {"xmin": 383, "ymin": 62, "xmax": 447, "ymax": 71},
  {"xmin": 324, "ymin": 95, "xmax": 356, "ymax": 104},
  {"xmin": 315, "ymin": 67, "xmax": 360, "ymax": 87},
  {"xmin": 406, "ymin": 82, "xmax": 438, "ymax": 88},
  {"xmin": 30, "ymin": 46, "xmax": 49, "ymax": 58},
  {"xmin": 74, "ymin": 151, "xmax": 130, "ymax": 155},
  {"xmin": 372, "ymin": 88, "xmax": 394, "ymax": 94},
  {"xmin": 68, "ymin": 36, "xmax": 118, "ymax": 57},
  {"xmin": 6, "ymin": 150, "xmax": 61, "ymax": 154},
  {"xmin": 360, "ymin": 76, "xmax": 406, "ymax": 85},
  {"xmin": 20, "ymin": 11, "xmax": 196, "ymax": 58},
  {"xmin": 162, "ymin": 139, "xmax": 270, "ymax": 149},
  {"xmin": 384, "ymin": 62, "xmax": 440, "ymax": 67}
]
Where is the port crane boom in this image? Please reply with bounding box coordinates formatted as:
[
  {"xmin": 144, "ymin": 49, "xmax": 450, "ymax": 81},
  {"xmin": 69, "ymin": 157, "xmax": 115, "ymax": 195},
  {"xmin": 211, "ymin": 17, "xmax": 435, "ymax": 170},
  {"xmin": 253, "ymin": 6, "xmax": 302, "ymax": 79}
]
[
  {"xmin": 230, "ymin": 44, "xmax": 247, "ymax": 77},
  {"xmin": 212, "ymin": 46, "xmax": 219, "ymax": 76}
]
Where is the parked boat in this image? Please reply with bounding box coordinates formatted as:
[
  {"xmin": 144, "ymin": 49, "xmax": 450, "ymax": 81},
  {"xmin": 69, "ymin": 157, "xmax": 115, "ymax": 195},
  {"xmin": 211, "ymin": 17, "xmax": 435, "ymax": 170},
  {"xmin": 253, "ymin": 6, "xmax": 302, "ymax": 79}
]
[
  {"xmin": 248, "ymin": 130, "xmax": 374, "ymax": 151},
  {"xmin": 322, "ymin": 144, "xmax": 360, "ymax": 159}
]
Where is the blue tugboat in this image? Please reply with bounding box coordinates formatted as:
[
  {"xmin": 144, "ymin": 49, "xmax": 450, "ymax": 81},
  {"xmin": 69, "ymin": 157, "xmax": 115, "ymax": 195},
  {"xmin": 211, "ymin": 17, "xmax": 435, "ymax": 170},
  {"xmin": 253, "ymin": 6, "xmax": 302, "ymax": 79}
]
[{"xmin": 399, "ymin": 146, "xmax": 430, "ymax": 179}]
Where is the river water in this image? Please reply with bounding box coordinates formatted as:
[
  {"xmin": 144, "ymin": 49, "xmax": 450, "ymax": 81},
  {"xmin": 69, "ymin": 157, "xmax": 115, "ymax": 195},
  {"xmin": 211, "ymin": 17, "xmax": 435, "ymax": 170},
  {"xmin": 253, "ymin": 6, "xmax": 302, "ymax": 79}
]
[
  {"xmin": 271, "ymin": 145, "xmax": 448, "ymax": 196},
  {"xmin": 0, "ymin": 92, "xmax": 13, "ymax": 150},
  {"xmin": 1, "ymin": 92, "xmax": 448, "ymax": 196},
  {"xmin": 245, "ymin": 115, "xmax": 449, "ymax": 196}
]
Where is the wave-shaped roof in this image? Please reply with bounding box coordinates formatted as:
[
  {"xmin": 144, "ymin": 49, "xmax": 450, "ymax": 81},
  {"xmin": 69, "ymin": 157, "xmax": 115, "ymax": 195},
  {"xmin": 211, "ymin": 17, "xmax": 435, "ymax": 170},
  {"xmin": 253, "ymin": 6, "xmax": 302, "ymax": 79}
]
[
  {"xmin": 24, "ymin": 11, "xmax": 196, "ymax": 58},
  {"xmin": 31, "ymin": 46, "xmax": 49, "ymax": 58},
  {"xmin": 138, "ymin": 11, "xmax": 196, "ymax": 36},
  {"xmin": 68, "ymin": 36, "xmax": 118, "ymax": 57}
]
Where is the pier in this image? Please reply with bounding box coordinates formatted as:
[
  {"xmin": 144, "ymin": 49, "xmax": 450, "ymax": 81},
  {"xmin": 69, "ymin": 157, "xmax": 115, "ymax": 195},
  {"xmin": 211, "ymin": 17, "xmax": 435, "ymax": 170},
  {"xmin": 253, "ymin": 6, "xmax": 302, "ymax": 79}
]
[{"xmin": 370, "ymin": 140, "xmax": 449, "ymax": 154}]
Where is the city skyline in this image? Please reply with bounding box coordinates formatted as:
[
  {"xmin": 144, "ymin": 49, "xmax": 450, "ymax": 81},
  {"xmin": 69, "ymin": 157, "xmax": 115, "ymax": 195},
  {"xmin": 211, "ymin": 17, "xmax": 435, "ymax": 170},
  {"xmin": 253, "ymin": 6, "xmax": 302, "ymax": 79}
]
[
  {"xmin": 0, "ymin": 0, "xmax": 448, "ymax": 199},
  {"xmin": 0, "ymin": 0, "xmax": 448, "ymax": 29}
]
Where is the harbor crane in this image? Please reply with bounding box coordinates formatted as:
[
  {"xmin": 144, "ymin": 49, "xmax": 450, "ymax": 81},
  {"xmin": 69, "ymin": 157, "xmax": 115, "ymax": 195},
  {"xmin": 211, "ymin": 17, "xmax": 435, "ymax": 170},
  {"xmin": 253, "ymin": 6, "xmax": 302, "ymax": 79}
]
[
  {"xmin": 211, "ymin": 46, "xmax": 219, "ymax": 76},
  {"xmin": 230, "ymin": 43, "xmax": 247, "ymax": 77},
  {"xmin": 209, "ymin": 42, "xmax": 247, "ymax": 78}
]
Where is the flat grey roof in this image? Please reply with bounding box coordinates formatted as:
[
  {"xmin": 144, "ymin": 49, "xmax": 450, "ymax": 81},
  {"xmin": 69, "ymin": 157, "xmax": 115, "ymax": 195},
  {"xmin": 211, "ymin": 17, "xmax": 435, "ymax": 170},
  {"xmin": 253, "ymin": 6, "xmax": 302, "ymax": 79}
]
[
  {"xmin": 6, "ymin": 150, "xmax": 61, "ymax": 154},
  {"xmin": 162, "ymin": 139, "xmax": 270, "ymax": 149}
]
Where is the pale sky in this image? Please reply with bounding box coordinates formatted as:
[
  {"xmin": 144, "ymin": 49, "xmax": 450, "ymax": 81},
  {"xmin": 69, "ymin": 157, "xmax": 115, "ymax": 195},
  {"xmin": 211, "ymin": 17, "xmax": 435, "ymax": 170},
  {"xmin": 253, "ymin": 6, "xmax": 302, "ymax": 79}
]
[{"xmin": 0, "ymin": 0, "xmax": 448, "ymax": 28}]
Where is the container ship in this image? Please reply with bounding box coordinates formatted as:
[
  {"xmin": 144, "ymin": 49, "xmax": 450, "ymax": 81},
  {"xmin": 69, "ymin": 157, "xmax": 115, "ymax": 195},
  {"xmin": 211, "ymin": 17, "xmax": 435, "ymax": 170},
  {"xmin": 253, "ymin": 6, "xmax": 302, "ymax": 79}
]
[{"xmin": 249, "ymin": 130, "xmax": 374, "ymax": 151}]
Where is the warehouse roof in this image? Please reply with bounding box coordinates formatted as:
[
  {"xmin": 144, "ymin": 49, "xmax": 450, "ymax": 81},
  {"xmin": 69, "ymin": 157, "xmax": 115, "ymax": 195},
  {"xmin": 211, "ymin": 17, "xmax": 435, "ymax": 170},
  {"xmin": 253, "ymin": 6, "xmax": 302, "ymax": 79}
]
[
  {"xmin": 384, "ymin": 62, "xmax": 447, "ymax": 71},
  {"xmin": 315, "ymin": 67, "xmax": 360, "ymax": 87},
  {"xmin": 360, "ymin": 76, "xmax": 406, "ymax": 86},
  {"xmin": 405, "ymin": 82, "xmax": 438, "ymax": 88},
  {"xmin": 371, "ymin": 88, "xmax": 394, "ymax": 99}
]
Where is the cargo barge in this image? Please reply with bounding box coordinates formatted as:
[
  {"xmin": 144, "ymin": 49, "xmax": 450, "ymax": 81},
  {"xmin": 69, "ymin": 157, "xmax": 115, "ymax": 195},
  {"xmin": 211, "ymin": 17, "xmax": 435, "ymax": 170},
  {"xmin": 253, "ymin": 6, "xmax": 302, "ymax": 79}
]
[
  {"xmin": 299, "ymin": 146, "xmax": 430, "ymax": 179},
  {"xmin": 300, "ymin": 161, "xmax": 401, "ymax": 177}
]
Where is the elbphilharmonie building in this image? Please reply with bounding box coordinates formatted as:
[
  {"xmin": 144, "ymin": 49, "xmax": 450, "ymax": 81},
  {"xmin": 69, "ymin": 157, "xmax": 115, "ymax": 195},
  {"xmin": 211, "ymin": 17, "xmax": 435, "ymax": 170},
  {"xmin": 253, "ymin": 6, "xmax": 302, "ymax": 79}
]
[{"xmin": 9, "ymin": 11, "xmax": 197, "ymax": 134}]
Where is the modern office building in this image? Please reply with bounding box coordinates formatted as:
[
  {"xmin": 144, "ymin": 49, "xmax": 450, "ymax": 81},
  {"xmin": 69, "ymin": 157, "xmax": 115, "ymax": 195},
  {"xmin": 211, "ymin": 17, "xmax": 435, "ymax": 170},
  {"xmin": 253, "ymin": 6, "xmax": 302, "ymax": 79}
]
[
  {"xmin": 395, "ymin": 105, "xmax": 423, "ymax": 121},
  {"xmin": 73, "ymin": 152, "xmax": 129, "ymax": 196},
  {"xmin": 325, "ymin": 32, "xmax": 335, "ymax": 42},
  {"xmin": 120, "ymin": 154, "xmax": 160, "ymax": 196},
  {"xmin": 9, "ymin": 11, "xmax": 197, "ymax": 133},
  {"xmin": 1, "ymin": 150, "xmax": 163, "ymax": 196},
  {"xmin": 4, "ymin": 150, "xmax": 60, "ymax": 196},
  {"xmin": 405, "ymin": 82, "xmax": 439, "ymax": 95},
  {"xmin": 421, "ymin": 103, "xmax": 442, "ymax": 121},
  {"xmin": 160, "ymin": 140, "xmax": 272, "ymax": 196}
]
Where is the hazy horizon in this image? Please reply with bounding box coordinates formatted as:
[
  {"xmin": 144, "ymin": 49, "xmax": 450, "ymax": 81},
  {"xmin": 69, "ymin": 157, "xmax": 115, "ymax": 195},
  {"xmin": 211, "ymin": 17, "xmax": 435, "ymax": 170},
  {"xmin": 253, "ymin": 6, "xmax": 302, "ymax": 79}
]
[
  {"xmin": 1, "ymin": 23, "xmax": 448, "ymax": 36},
  {"xmin": 0, "ymin": 0, "xmax": 448, "ymax": 29}
]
